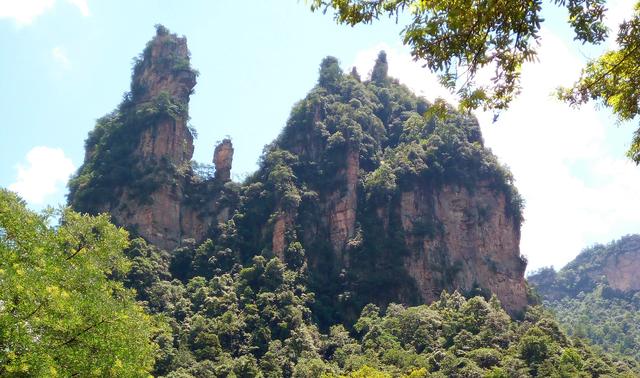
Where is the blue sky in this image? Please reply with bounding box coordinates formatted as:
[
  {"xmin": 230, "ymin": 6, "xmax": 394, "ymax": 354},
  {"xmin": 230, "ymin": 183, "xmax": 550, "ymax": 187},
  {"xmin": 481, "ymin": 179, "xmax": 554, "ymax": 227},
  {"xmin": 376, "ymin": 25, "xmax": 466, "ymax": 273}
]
[{"xmin": 1, "ymin": 0, "xmax": 639, "ymax": 271}]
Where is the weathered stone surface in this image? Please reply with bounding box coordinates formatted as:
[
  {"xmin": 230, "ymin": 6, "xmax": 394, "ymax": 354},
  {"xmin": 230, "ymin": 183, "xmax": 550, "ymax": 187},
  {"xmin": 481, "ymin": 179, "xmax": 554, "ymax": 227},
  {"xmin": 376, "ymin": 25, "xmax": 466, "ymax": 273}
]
[
  {"xmin": 98, "ymin": 29, "xmax": 231, "ymax": 251},
  {"xmin": 138, "ymin": 117, "xmax": 194, "ymax": 165},
  {"xmin": 213, "ymin": 139, "xmax": 234, "ymax": 181},
  {"xmin": 326, "ymin": 147, "xmax": 358, "ymax": 255},
  {"xmin": 399, "ymin": 183, "xmax": 527, "ymax": 315},
  {"xmin": 131, "ymin": 31, "xmax": 196, "ymax": 105},
  {"xmin": 272, "ymin": 212, "xmax": 292, "ymax": 260},
  {"xmin": 601, "ymin": 246, "xmax": 640, "ymax": 292}
]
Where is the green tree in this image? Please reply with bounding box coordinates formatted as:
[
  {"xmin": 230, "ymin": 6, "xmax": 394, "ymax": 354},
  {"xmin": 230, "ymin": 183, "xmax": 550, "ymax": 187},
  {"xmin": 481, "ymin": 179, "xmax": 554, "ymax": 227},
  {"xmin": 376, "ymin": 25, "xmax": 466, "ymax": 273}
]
[
  {"xmin": 558, "ymin": 11, "xmax": 640, "ymax": 162},
  {"xmin": 0, "ymin": 189, "xmax": 158, "ymax": 377}
]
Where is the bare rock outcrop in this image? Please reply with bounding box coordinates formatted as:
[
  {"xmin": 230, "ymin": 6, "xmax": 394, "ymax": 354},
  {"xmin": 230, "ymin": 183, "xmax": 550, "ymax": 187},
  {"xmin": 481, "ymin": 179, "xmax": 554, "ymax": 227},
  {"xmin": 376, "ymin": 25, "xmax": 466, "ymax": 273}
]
[
  {"xmin": 131, "ymin": 27, "xmax": 196, "ymax": 105},
  {"xmin": 326, "ymin": 147, "xmax": 359, "ymax": 256},
  {"xmin": 214, "ymin": 139, "xmax": 234, "ymax": 181},
  {"xmin": 400, "ymin": 183, "xmax": 527, "ymax": 314},
  {"xmin": 601, "ymin": 247, "xmax": 640, "ymax": 292}
]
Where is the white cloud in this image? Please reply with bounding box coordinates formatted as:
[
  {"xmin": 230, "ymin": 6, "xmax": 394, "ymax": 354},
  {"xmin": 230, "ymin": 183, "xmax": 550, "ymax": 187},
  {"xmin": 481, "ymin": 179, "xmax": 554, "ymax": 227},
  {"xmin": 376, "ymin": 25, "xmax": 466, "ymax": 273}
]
[
  {"xmin": 52, "ymin": 46, "xmax": 71, "ymax": 69},
  {"xmin": 66, "ymin": 0, "xmax": 88, "ymax": 16},
  {"xmin": 0, "ymin": 0, "xmax": 55, "ymax": 25},
  {"xmin": 351, "ymin": 28, "xmax": 640, "ymax": 272},
  {"xmin": 0, "ymin": 0, "xmax": 88, "ymax": 25},
  {"xmin": 9, "ymin": 146, "xmax": 75, "ymax": 205}
]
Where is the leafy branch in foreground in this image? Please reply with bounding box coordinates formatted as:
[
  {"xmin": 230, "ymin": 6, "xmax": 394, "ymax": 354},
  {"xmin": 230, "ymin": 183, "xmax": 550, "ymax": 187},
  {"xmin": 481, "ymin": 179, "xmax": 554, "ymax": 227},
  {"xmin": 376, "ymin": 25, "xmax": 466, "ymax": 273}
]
[
  {"xmin": 310, "ymin": 0, "xmax": 607, "ymax": 113},
  {"xmin": 0, "ymin": 189, "xmax": 159, "ymax": 377},
  {"xmin": 558, "ymin": 4, "xmax": 640, "ymax": 163},
  {"xmin": 308, "ymin": 0, "xmax": 640, "ymax": 164}
]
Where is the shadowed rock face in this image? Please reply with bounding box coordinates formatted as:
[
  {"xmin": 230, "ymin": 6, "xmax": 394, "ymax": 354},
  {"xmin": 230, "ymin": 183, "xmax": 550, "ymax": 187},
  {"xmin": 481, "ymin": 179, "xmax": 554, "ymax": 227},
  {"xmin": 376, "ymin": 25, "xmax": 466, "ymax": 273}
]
[{"xmin": 71, "ymin": 29, "xmax": 529, "ymax": 318}]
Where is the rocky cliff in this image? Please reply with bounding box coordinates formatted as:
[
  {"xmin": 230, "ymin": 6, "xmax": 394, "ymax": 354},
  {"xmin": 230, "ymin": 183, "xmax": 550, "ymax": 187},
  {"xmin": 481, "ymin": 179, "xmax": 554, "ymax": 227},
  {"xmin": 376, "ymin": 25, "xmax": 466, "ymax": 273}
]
[
  {"xmin": 68, "ymin": 26, "xmax": 235, "ymax": 250},
  {"xmin": 529, "ymin": 234, "xmax": 640, "ymax": 300},
  {"xmin": 68, "ymin": 28, "xmax": 529, "ymax": 320}
]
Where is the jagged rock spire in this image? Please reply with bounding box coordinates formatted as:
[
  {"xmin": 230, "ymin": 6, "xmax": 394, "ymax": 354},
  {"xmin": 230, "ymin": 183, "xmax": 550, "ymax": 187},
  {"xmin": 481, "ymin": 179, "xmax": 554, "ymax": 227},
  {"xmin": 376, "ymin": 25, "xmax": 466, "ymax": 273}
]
[
  {"xmin": 213, "ymin": 139, "xmax": 234, "ymax": 181},
  {"xmin": 130, "ymin": 24, "xmax": 197, "ymax": 106}
]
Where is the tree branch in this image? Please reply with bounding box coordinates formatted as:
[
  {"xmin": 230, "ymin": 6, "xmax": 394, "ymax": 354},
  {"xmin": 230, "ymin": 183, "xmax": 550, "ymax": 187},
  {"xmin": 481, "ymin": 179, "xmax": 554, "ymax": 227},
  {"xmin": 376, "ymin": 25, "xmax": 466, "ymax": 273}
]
[{"xmin": 58, "ymin": 318, "xmax": 108, "ymax": 347}]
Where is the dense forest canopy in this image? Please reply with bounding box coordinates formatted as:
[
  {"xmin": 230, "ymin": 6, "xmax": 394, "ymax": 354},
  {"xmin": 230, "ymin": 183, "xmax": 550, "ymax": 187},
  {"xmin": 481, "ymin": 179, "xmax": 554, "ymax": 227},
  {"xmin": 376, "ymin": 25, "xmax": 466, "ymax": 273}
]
[
  {"xmin": 0, "ymin": 190, "xmax": 158, "ymax": 377},
  {"xmin": 1, "ymin": 192, "xmax": 638, "ymax": 376}
]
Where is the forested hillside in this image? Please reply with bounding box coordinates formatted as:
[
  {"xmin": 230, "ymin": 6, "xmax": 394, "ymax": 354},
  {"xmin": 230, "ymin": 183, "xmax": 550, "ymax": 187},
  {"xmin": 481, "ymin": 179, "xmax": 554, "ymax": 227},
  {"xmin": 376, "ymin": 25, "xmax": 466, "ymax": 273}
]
[
  {"xmin": 118, "ymin": 233, "xmax": 639, "ymax": 376},
  {"xmin": 2, "ymin": 24, "xmax": 638, "ymax": 377},
  {"xmin": 529, "ymin": 235, "xmax": 640, "ymax": 365},
  {"xmin": 2, "ymin": 191, "xmax": 638, "ymax": 376}
]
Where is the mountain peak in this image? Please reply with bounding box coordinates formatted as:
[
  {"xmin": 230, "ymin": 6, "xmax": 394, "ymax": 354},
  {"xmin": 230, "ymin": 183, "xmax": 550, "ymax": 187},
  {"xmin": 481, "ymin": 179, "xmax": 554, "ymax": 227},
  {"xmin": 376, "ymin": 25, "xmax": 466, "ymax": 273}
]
[{"xmin": 130, "ymin": 25, "xmax": 197, "ymax": 105}]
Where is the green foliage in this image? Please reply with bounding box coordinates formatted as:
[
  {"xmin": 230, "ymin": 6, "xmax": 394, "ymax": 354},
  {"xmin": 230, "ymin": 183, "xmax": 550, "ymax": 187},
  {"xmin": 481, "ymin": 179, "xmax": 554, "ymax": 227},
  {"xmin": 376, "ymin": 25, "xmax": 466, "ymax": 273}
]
[
  {"xmin": 311, "ymin": 0, "xmax": 607, "ymax": 113},
  {"xmin": 371, "ymin": 51, "xmax": 388, "ymax": 84},
  {"xmin": 121, "ymin": 234, "xmax": 637, "ymax": 377},
  {"xmin": 67, "ymin": 91, "xmax": 186, "ymax": 212},
  {"xmin": 0, "ymin": 190, "xmax": 158, "ymax": 376},
  {"xmin": 558, "ymin": 6, "xmax": 640, "ymax": 163},
  {"xmin": 319, "ymin": 56, "xmax": 344, "ymax": 91},
  {"xmin": 529, "ymin": 235, "xmax": 640, "ymax": 365}
]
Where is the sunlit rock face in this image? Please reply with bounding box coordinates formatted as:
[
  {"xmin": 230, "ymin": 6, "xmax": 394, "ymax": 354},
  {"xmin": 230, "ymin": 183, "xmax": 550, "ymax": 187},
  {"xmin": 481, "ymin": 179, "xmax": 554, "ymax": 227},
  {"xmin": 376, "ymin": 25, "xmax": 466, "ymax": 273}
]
[{"xmin": 69, "ymin": 27, "xmax": 233, "ymax": 251}]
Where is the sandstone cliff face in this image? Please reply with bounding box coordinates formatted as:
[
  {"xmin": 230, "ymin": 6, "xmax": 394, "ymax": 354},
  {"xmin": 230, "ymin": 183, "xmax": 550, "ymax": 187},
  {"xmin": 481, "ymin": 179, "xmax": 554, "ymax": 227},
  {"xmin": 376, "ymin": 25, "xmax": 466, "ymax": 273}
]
[
  {"xmin": 326, "ymin": 147, "xmax": 359, "ymax": 258},
  {"xmin": 110, "ymin": 30, "xmax": 196, "ymax": 250},
  {"xmin": 214, "ymin": 139, "xmax": 234, "ymax": 181},
  {"xmin": 131, "ymin": 29, "xmax": 196, "ymax": 105},
  {"xmin": 600, "ymin": 245, "xmax": 640, "ymax": 292},
  {"xmin": 399, "ymin": 183, "xmax": 527, "ymax": 313}
]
